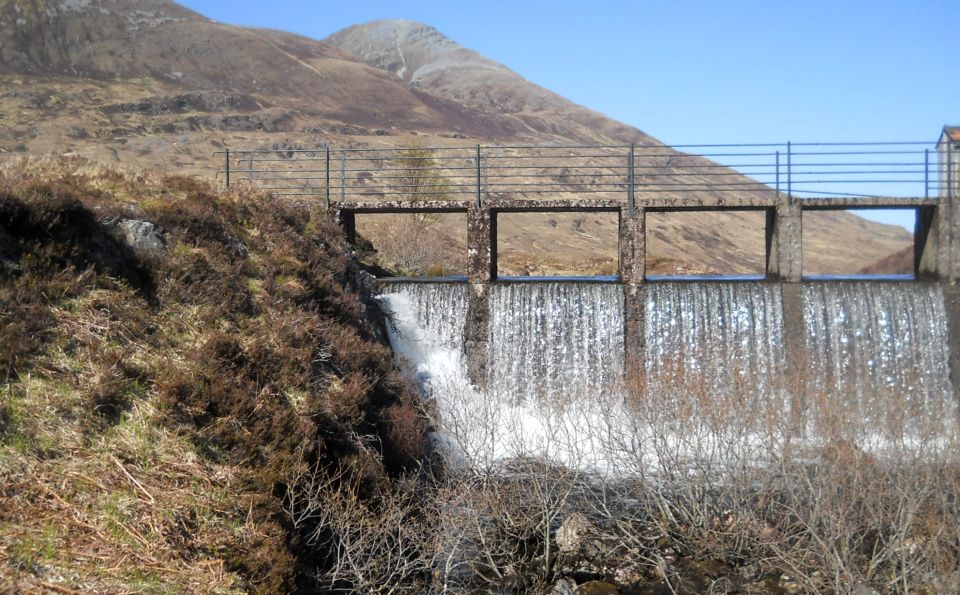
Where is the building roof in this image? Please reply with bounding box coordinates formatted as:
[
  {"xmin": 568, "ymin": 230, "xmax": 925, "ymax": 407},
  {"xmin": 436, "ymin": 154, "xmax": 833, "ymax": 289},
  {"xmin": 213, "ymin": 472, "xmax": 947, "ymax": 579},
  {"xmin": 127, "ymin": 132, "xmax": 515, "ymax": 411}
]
[{"xmin": 942, "ymin": 126, "xmax": 960, "ymax": 144}]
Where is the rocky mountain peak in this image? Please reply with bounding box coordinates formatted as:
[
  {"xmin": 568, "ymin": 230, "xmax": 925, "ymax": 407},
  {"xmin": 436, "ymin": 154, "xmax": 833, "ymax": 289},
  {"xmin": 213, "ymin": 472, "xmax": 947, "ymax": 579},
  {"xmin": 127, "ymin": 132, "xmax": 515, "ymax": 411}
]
[{"xmin": 326, "ymin": 18, "xmax": 505, "ymax": 85}]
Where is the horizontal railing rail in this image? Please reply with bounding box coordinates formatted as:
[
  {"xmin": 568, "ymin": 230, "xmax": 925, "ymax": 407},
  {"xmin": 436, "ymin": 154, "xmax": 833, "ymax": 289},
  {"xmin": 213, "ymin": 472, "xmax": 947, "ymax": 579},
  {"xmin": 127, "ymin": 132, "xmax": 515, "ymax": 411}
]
[{"xmin": 214, "ymin": 141, "xmax": 954, "ymax": 209}]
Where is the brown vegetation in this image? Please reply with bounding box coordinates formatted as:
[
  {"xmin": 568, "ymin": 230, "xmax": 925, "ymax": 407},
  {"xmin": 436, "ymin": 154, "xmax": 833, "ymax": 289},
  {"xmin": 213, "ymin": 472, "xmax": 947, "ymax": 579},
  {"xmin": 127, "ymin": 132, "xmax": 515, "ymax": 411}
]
[
  {"xmin": 266, "ymin": 367, "xmax": 960, "ymax": 593},
  {"xmin": 0, "ymin": 156, "xmax": 428, "ymax": 592}
]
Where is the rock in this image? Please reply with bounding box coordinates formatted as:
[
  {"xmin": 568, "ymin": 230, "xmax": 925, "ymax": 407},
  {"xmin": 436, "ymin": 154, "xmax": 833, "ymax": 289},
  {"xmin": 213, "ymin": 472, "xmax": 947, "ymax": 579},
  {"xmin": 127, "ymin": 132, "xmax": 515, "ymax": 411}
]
[
  {"xmin": 852, "ymin": 584, "xmax": 880, "ymax": 595},
  {"xmin": 117, "ymin": 219, "xmax": 166, "ymax": 256},
  {"xmin": 612, "ymin": 564, "xmax": 644, "ymax": 588},
  {"xmin": 576, "ymin": 580, "xmax": 619, "ymax": 595},
  {"xmin": 552, "ymin": 578, "xmax": 577, "ymax": 595},
  {"xmin": 779, "ymin": 573, "xmax": 803, "ymax": 594},
  {"xmin": 224, "ymin": 235, "xmax": 249, "ymax": 258},
  {"xmin": 556, "ymin": 512, "xmax": 597, "ymax": 554}
]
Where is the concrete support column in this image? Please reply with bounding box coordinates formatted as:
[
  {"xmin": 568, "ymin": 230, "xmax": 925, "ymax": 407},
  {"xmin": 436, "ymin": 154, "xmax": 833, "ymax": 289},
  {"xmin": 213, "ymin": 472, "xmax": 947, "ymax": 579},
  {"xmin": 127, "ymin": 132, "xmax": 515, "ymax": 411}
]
[
  {"xmin": 620, "ymin": 207, "xmax": 647, "ymax": 387},
  {"xmin": 619, "ymin": 207, "xmax": 645, "ymax": 285},
  {"xmin": 944, "ymin": 287, "xmax": 960, "ymax": 404},
  {"xmin": 916, "ymin": 205, "xmax": 941, "ymax": 280},
  {"xmin": 780, "ymin": 284, "xmax": 808, "ymax": 427},
  {"xmin": 766, "ymin": 201, "xmax": 803, "ymax": 282},
  {"xmin": 917, "ymin": 200, "xmax": 960, "ymax": 283},
  {"xmin": 941, "ymin": 183, "xmax": 960, "ymax": 403},
  {"xmin": 947, "ymin": 184, "xmax": 960, "ymax": 285},
  {"xmin": 466, "ymin": 207, "xmax": 494, "ymax": 386},
  {"xmin": 335, "ymin": 209, "xmax": 356, "ymax": 247}
]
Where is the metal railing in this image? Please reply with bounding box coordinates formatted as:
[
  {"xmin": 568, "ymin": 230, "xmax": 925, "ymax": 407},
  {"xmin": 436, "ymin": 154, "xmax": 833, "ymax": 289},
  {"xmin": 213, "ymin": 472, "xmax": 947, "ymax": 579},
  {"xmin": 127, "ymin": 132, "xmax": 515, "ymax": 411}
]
[{"xmin": 214, "ymin": 141, "xmax": 952, "ymax": 209}]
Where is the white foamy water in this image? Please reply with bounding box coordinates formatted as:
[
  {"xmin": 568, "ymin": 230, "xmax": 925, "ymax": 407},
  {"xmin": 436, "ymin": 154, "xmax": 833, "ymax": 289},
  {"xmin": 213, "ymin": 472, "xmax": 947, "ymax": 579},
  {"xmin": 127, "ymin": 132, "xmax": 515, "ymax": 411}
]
[
  {"xmin": 378, "ymin": 283, "xmax": 637, "ymax": 472},
  {"xmin": 488, "ymin": 283, "xmax": 624, "ymax": 404}
]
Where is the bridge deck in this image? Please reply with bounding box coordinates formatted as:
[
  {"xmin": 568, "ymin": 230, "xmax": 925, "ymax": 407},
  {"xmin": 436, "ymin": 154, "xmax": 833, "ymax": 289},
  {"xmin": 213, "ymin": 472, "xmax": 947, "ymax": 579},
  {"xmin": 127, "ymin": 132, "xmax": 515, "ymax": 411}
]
[{"xmin": 332, "ymin": 196, "xmax": 939, "ymax": 213}]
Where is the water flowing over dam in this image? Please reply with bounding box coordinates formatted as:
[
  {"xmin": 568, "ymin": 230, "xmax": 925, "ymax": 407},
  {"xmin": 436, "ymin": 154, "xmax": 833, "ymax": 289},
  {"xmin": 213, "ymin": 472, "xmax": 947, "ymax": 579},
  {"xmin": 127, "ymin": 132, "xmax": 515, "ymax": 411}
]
[
  {"xmin": 802, "ymin": 283, "xmax": 956, "ymax": 432},
  {"xmin": 487, "ymin": 283, "xmax": 624, "ymax": 404},
  {"xmin": 380, "ymin": 280, "xmax": 958, "ymax": 465},
  {"xmin": 644, "ymin": 283, "xmax": 785, "ymax": 403},
  {"xmin": 319, "ymin": 139, "xmax": 960, "ymax": 462}
]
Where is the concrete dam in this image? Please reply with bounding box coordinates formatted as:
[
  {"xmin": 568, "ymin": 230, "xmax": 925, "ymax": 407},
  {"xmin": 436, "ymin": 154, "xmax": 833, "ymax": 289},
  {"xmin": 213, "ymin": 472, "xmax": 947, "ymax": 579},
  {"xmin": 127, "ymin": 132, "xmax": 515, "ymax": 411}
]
[{"xmin": 222, "ymin": 139, "xmax": 960, "ymax": 461}]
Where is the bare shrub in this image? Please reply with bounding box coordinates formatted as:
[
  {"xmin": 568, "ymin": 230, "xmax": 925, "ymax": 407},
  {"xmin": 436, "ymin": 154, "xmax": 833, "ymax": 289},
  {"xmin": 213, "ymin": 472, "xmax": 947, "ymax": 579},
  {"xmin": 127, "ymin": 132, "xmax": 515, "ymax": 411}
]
[
  {"xmin": 405, "ymin": 365, "xmax": 960, "ymax": 593},
  {"xmin": 283, "ymin": 452, "xmax": 436, "ymax": 593}
]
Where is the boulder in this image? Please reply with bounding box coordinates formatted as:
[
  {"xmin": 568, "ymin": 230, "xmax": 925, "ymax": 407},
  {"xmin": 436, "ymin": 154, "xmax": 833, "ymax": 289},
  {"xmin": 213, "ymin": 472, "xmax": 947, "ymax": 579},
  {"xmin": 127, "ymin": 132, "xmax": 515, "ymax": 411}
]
[
  {"xmin": 556, "ymin": 513, "xmax": 598, "ymax": 555},
  {"xmin": 117, "ymin": 219, "xmax": 166, "ymax": 256}
]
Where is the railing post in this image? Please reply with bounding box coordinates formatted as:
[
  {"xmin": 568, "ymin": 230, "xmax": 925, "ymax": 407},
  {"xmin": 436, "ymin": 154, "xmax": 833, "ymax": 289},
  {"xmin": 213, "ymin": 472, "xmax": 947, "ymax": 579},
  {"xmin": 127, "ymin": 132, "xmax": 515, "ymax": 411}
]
[
  {"xmin": 627, "ymin": 143, "xmax": 636, "ymax": 216},
  {"xmin": 224, "ymin": 149, "xmax": 230, "ymax": 189},
  {"xmin": 775, "ymin": 150, "xmax": 780, "ymax": 196},
  {"xmin": 786, "ymin": 141, "xmax": 792, "ymax": 201},
  {"xmin": 476, "ymin": 144, "xmax": 482, "ymax": 208},
  {"xmin": 949, "ymin": 142, "xmax": 954, "ymax": 202},
  {"xmin": 340, "ymin": 155, "xmax": 346, "ymax": 201},
  {"xmin": 924, "ymin": 148, "xmax": 930, "ymax": 199},
  {"xmin": 768, "ymin": 143, "xmax": 801, "ymax": 282},
  {"xmin": 248, "ymin": 155, "xmax": 253, "ymax": 182},
  {"xmin": 325, "ymin": 147, "xmax": 331, "ymax": 209}
]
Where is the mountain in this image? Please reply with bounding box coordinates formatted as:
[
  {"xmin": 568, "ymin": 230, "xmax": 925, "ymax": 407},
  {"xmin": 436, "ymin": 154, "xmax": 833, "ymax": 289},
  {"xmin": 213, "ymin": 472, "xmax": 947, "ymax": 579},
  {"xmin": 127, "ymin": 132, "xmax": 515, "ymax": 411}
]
[
  {"xmin": 0, "ymin": 1, "xmax": 914, "ymax": 275},
  {"xmin": 326, "ymin": 19, "xmax": 655, "ymax": 145}
]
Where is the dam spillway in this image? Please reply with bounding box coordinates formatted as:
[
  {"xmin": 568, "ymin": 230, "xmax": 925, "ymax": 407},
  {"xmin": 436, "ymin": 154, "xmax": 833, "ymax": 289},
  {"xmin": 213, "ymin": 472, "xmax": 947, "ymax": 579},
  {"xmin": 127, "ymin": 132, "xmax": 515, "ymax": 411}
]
[
  {"xmin": 379, "ymin": 280, "xmax": 958, "ymax": 450},
  {"xmin": 644, "ymin": 282, "xmax": 785, "ymax": 404},
  {"xmin": 487, "ymin": 283, "xmax": 624, "ymax": 404},
  {"xmin": 332, "ymin": 139, "xmax": 960, "ymax": 453},
  {"xmin": 801, "ymin": 283, "xmax": 956, "ymax": 432}
]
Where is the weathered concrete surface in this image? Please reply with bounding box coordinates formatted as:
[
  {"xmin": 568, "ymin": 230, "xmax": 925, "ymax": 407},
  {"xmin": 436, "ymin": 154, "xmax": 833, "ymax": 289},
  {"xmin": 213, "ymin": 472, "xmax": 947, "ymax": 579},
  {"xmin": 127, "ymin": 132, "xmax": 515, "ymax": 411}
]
[
  {"xmin": 947, "ymin": 191, "xmax": 960, "ymax": 284},
  {"xmin": 780, "ymin": 284, "xmax": 807, "ymax": 422},
  {"xmin": 918, "ymin": 193, "xmax": 958, "ymax": 284},
  {"xmin": 623, "ymin": 284, "xmax": 646, "ymax": 387},
  {"xmin": 800, "ymin": 196, "xmax": 937, "ymax": 208},
  {"xmin": 467, "ymin": 207, "xmax": 494, "ymax": 283},
  {"xmin": 944, "ymin": 285, "xmax": 960, "ymax": 403},
  {"xmin": 619, "ymin": 207, "xmax": 644, "ymax": 284},
  {"xmin": 485, "ymin": 198, "xmax": 622, "ymax": 212},
  {"xmin": 620, "ymin": 205, "xmax": 647, "ymax": 383},
  {"xmin": 766, "ymin": 203, "xmax": 802, "ymax": 282},
  {"xmin": 332, "ymin": 200, "xmax": 470, "ymax": 213},
  {"xmin": 644, "ymin": 198, "xmax": 776, "ymax": 210},
  {"xmin": 465, "ymin": 283, "xmax": 490, "ymax": 388},
  {"xmin": 466, "ymin": 207, "xmax": 493, "ymax": 386},
  {"xmin": 916, "ymin": 206, "xmax": 941, "ymax": 279}
]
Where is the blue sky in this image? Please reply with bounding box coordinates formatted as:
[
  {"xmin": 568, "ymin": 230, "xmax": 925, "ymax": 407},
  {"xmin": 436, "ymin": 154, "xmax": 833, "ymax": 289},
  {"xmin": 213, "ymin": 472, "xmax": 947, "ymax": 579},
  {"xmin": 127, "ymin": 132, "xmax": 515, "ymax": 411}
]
[{"xmin": 178, "ymin": 0, "xmax": 957, "ymax": 229}]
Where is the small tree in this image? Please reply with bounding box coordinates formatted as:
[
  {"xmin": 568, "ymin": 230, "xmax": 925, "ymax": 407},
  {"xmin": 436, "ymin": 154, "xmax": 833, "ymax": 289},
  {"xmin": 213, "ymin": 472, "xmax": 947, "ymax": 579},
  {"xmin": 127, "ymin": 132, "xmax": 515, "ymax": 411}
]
[
  {"xmin": 394, "ymin": 143, "xmax": 449, "ymax": 202},
  {"xmin": 373, "ymin": 143, "xmax": 460, "ymax": 275}
]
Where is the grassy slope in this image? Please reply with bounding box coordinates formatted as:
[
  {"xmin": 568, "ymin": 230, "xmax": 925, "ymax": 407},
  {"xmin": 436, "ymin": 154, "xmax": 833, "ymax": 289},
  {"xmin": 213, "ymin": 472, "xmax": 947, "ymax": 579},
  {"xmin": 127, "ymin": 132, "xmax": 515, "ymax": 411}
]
[{"xmin": 0, "ymin": 157, "xmax": 427, "ymax": 592}]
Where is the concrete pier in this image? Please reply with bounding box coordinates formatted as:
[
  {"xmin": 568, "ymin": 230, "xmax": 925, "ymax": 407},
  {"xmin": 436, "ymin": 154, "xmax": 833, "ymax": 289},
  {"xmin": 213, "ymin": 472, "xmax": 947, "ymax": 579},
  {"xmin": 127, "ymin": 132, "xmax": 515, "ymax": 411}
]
[
  {"xmin": 945, "ymin": 287, "xmax": 960, "ymax": 402},
  {"xmin": 766, "ymin": 200, "xmax": 802, "ymax": 282},
  {"xmin": 466, "ymin": 207, "xmax": 494, "ymax": 385},
  {"xmin": 620, "ymin": 207, "xmax": 646, "ymax": 380}
]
